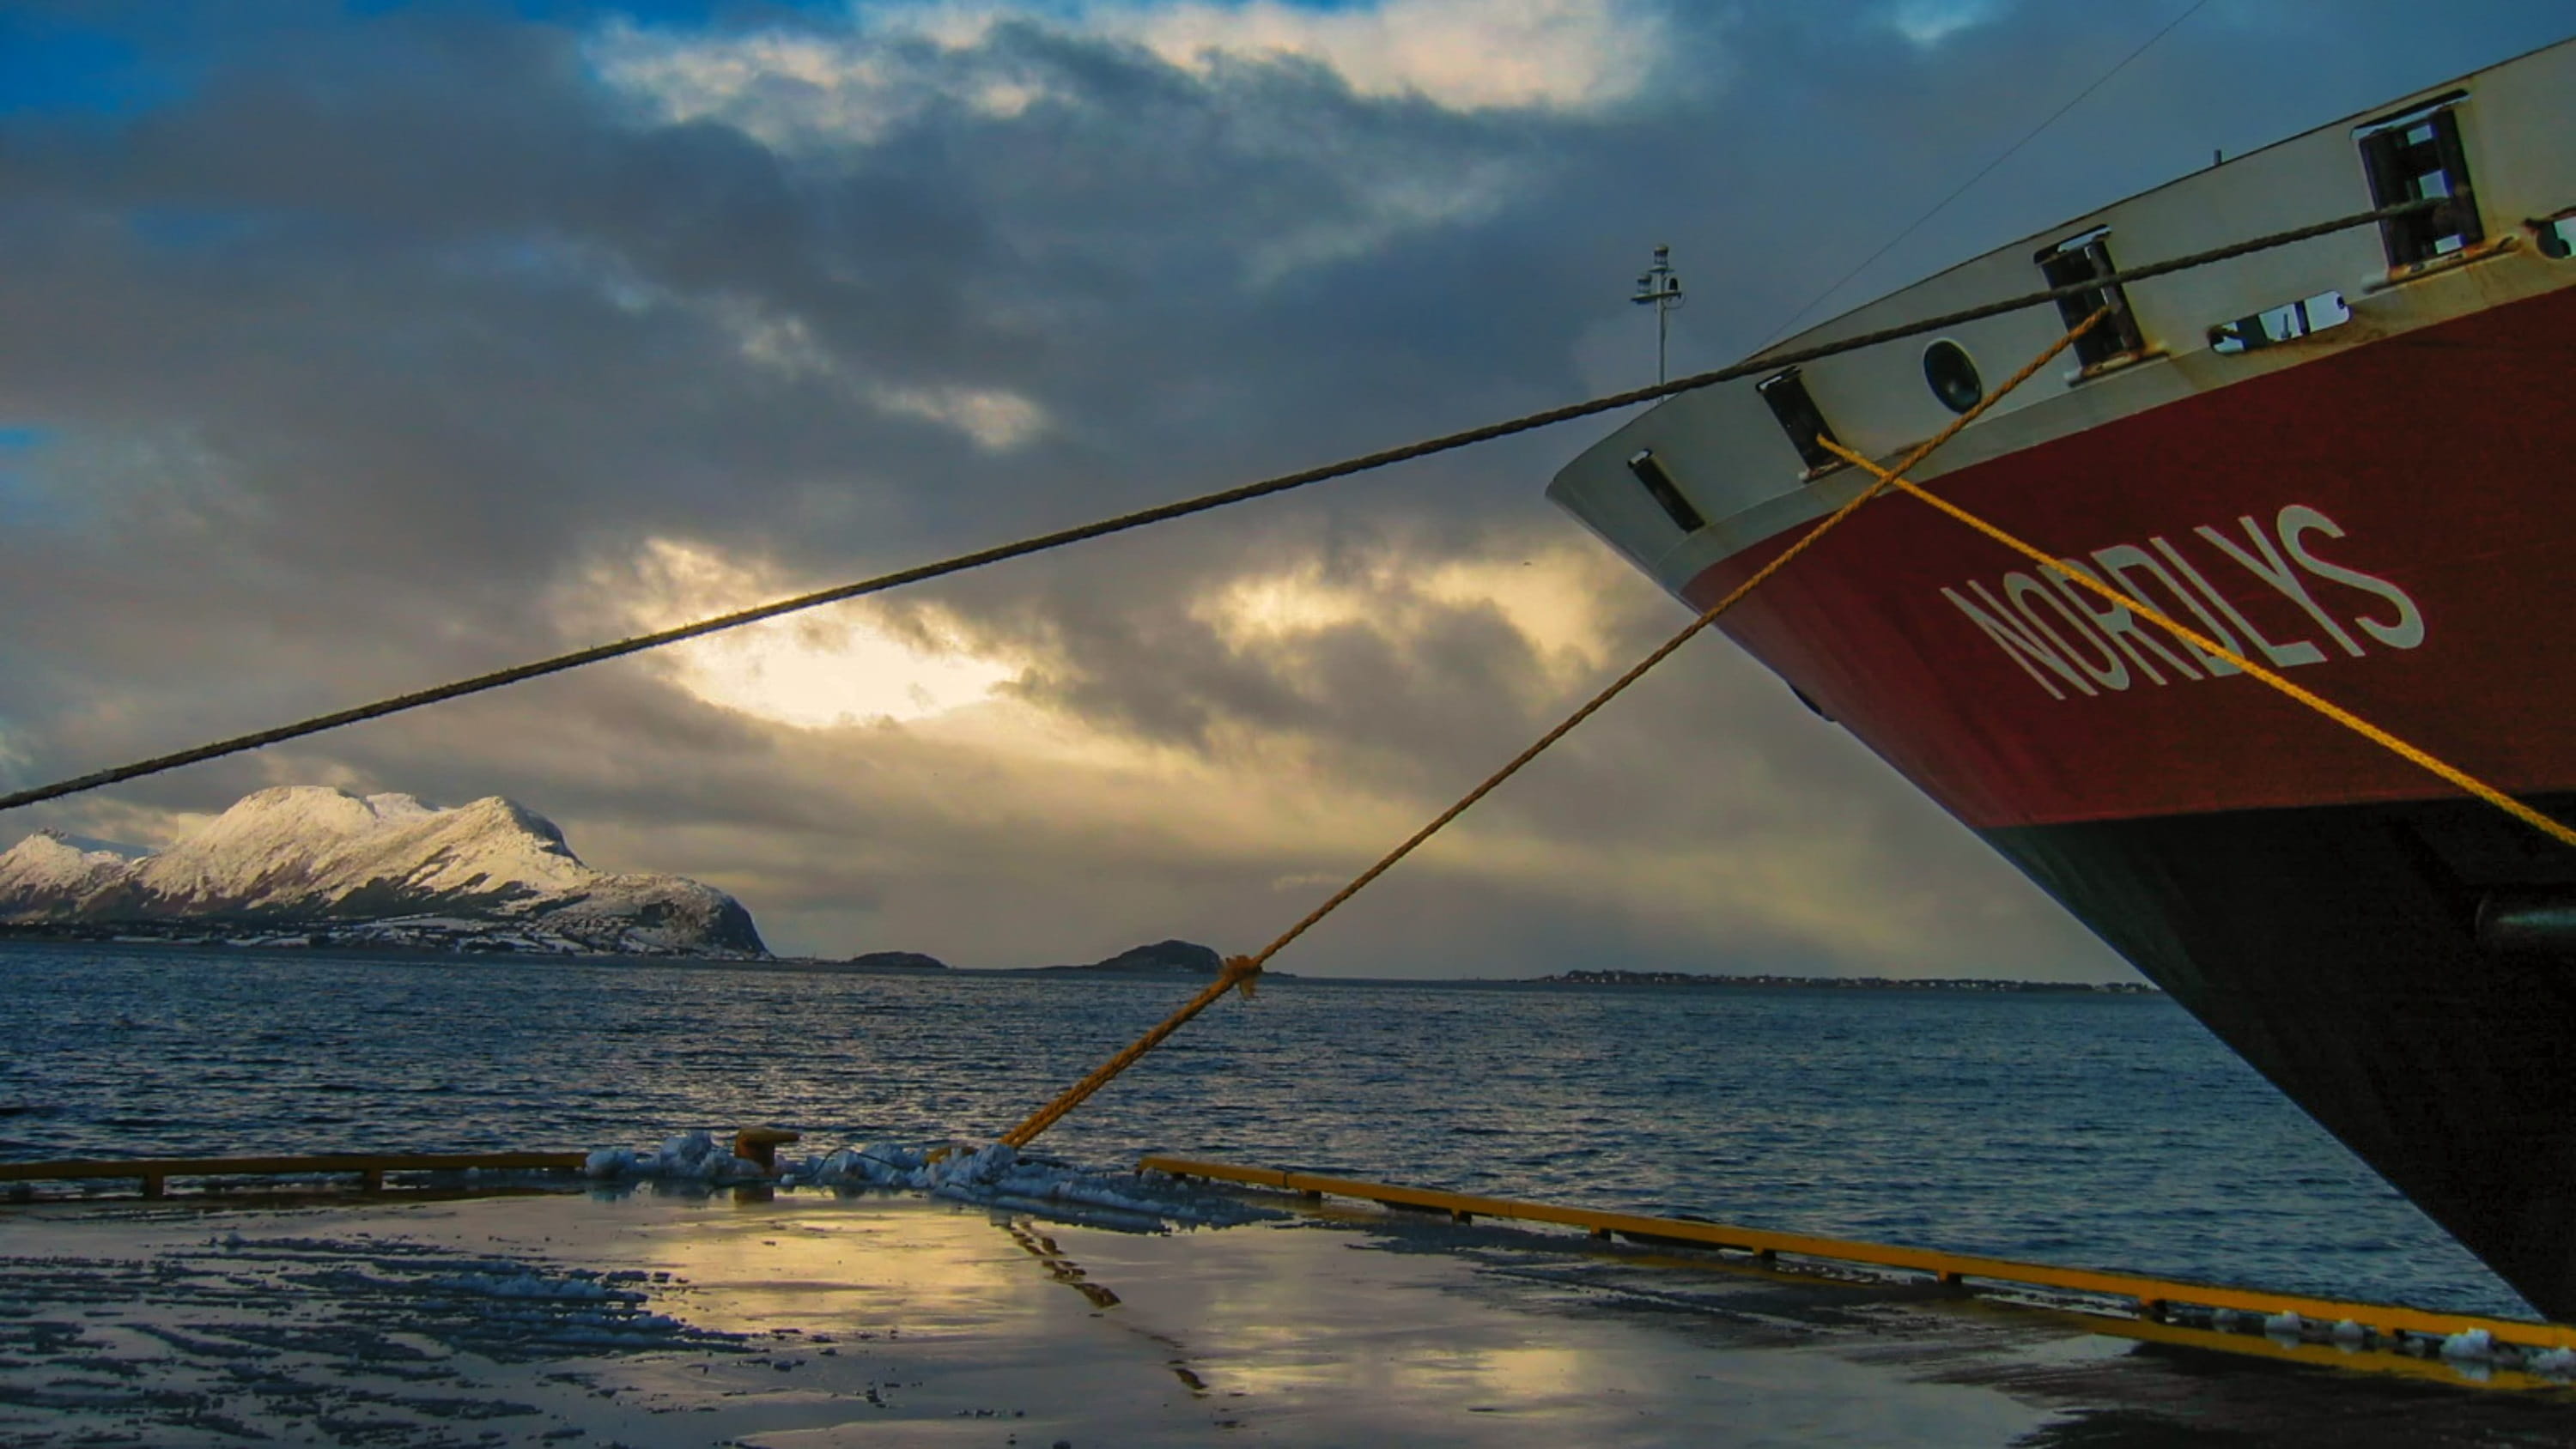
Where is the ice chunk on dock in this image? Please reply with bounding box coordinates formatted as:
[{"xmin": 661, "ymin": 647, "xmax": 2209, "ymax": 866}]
[
  {"xmin": 2528, "ymin": 1346, "xmax": 2576, "ymax": 1377},
  {"xmin": 585, "ymin": 1131, "xmax": 1285, "ymax": 1228},
  {"xmin": 2439, "ymin": 1328, "xmax": 2495, "ymax": 1361},
  {"xmin": 581, "ymin": 1131, "xmax": 770, "ymax": 1185}
]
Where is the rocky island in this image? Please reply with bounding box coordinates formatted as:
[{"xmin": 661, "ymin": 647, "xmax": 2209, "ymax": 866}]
[
  {"xmin": 1029, "ymin": 939, "xmax": 1227, "ymax": 975},
  {"xmin": 0, "ymin": 785, "xmax": 766, "ymax": 957},
  {"xmin": 823, "ymin": 940, "xmax": 1239, "ymax": 976}
]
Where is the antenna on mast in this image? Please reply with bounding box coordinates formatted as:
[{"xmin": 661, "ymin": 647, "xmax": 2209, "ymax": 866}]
[{"xmin": 1630, "ymin": 244, "xmax": 1685, "ymax": 384}]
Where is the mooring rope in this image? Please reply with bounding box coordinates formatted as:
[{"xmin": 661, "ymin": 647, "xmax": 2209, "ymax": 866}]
[
  {"xmin": 994, "ymin": 313, "xmax": 2111, "ymax": 1149},
  {"xmin": 1812, "ymin": 437, "xmax": 2576, "ymax": 850},
  {"xmin": 0, "ymin": 199, "xmax": 2441, "ymax": 817}
]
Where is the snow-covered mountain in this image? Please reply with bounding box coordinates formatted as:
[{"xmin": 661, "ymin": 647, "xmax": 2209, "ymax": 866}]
[{"xmin": 0, "ymin": 786, "xmax": 766, "ymax": 957}]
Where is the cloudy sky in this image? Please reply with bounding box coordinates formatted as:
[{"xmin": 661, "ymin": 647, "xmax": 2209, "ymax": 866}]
[{"xmin": 0, "ymin": 0, "xmax": 2562, "ymax": 977}]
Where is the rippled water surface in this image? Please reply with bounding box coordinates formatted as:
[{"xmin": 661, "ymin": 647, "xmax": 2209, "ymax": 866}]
[{"xmin": 0, "ymin": 942, "xmax": 2524, "ymax": 1317}]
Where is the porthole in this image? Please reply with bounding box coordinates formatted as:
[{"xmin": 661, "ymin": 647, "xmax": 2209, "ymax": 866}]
[{"xmin": 1922, "ymin": 340, "xmax": 1984, "ymax": 415}]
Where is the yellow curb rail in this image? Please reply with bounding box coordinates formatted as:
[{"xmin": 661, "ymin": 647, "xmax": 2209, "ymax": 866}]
[
  {"xmin": 1135, "ymin": 1155, "xmax": 2576, "ymax": 1355},
  {"xmin": 0, "ymin": 1151, "xmax": 589, "ymax": 1199}
]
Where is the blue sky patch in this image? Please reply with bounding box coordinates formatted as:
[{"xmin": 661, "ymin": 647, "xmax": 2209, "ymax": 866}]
[
  {"xmin": 348, "ymin": 0, "xmax": 845, "ymax": 25},
  {"xmin": 0, "ymin": 426, "xmax": 69, "ymax": 531},
  {"xmin": 0, "ymin": 14, "xmax": 183, "ymax": 118}
]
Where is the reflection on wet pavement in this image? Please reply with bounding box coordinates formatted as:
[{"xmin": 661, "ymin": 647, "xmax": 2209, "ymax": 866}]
[{"xmin": 1003, "ymin": 1217, "xmax": 1123, "ymax": 1309}]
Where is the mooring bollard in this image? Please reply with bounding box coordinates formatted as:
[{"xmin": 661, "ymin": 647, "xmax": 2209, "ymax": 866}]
[{"xmin": 732, "ymin": 1128, "xmax": 802, "ymax": 1174}]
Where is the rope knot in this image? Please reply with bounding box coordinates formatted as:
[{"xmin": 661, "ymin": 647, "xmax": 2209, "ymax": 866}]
[{"xmin": 1222, "ymin": 954, "xmax": 1263, "ymax": 999}]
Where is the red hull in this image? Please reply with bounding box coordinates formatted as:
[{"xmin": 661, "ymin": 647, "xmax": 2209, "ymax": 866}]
[
  {"xmin": 1682, "ymin": 284, "xmax": 2576, "ymax": 833},
  {"xmin": 1667, "ymin": 282, "xmax": 2576, "ymax": 1317}
]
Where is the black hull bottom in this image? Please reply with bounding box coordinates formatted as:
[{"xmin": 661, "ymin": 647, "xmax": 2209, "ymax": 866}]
[{"xmin": 1982, "ymin": 792, "xmax": 2576, "ymax": 1321}]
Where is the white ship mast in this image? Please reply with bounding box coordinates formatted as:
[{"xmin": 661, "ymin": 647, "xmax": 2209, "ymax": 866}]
[{"xmin": 1630, "ymin": 244, "xmax": 1685, "ymax": 384}]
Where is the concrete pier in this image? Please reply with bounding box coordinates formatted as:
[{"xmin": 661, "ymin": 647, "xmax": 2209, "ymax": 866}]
[{"xmin": 1, "ymin": 1190, "xmax": 2567, "ymax": 1446}]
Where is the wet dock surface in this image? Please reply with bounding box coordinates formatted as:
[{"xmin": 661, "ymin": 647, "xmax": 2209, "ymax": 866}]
[{"xmin": 3, "ymin": 1188, "xmax": 2571, "ymax": 1446}]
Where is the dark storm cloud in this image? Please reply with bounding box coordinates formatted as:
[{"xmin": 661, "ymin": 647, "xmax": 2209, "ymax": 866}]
[
  {"xmin": 0, "ymin": 2, "xmax": 1561, "ymax": 617},
  {"xmin": 0, "ymin": 0, "xmax": 2561, "ymax": 972}
]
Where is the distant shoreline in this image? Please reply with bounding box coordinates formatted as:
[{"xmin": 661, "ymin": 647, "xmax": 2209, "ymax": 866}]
[
  {"xmin": 0, "ymin": 935, "xmax": 2150, "ymax": 991},
  {"xmin": 1535, "ymin": 968, "xmax": 2159, "ymax": 994}
]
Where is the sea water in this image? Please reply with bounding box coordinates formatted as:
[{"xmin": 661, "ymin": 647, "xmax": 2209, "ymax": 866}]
[{"xmin": 0, "ymin": 941, "xmax": 2526, "ymax": 1319}]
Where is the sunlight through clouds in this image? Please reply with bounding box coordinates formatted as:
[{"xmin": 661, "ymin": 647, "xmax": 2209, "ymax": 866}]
[
  {"xmin": 587, "ymin": 2, "xmax": 1641, "ymax": 288},
  {"xmin": 1103, "ymin": 0, "xmax": 1666, "ymax": 111},
  {"xmin": 1197, "ymin": 543, "xmax": 1623, "ymax": 687},
  {"xmin": 576, "ymin": 539, "xmax": 1023, "ymax": 728},
  {"xmin": 591, "ymin": 0, "xmax": 1668, "ymax": 140}
]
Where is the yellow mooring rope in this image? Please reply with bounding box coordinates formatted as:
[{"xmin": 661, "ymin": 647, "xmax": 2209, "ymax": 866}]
[
  {"xmin": 1812, "ymin": 435, "xmax": 2576, "ymax": 851},
  {"xmin": 995, "ymin": 312, "xmax": 2113, "ymax": 1149}
]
